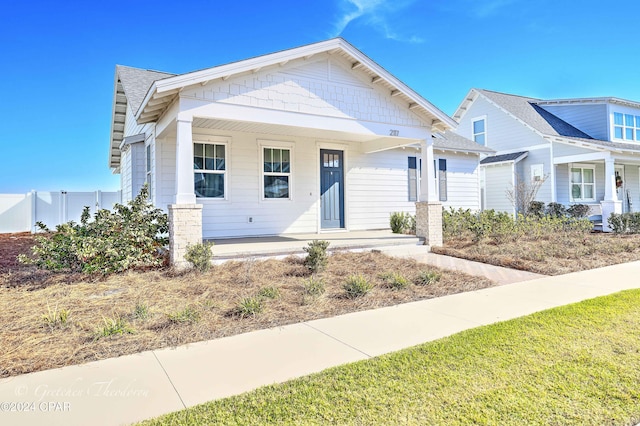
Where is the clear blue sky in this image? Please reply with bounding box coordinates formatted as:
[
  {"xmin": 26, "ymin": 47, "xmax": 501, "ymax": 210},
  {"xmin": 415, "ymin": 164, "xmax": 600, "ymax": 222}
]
[{"xmin": 1, "ymin": 0, "xmax": 638, "ymax": 193}]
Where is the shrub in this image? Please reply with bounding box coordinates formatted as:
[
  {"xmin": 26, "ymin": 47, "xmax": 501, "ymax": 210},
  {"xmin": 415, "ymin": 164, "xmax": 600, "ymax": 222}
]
[
  {"xmin": 567, "ymin": 204, "xmax": 591, "ymax": 219},
  {"xmin": 18, "ymin": 185, "xmax": 168, "ymax": 274},
  {"xmin": 234, "ymin": 297, "xmax": 263, "ymax": 318},
  {"xmin": 608, "ymin": 212, "xmax": 640, "ymax": 234},
  {"xmin": 303, "ymin": 240, "xmax": 330, "ymax": 273},
  {"xmin": 303, "ymin": 276, "xmax": 326, "ymax": 297},
  {"xmin": 528, "ymin": 201, "xmax": 545, "ymax": 218},
  {"xmin": 167, "ymin": 306, "xmax": 200, "ymax": 324},
  {"xmin": 379, "ymin": 272, "xmax": 410, "ymax": 290},
  {"xmin": 390, "ymin": 212, "xmax": 411, "ymax": 234},
  {"xmin": 343, "ymin": 274, "xmax": 373, "ymax": 298},
  {"xmin": 415, "ymin": 270, "xmax": 441, "ymax": 286},
  {"xmin": 185, "ymin": 241, "xmax": 214, "ymax": 272},
  {"xmin": 546, "ymin": 202, "xmax": 567, "ymax": 218},
  {"xmin": 258, "ymin": 286, "xmax": 280, "ymax": 300},
  {"xmin": 94, "ymin": 316, "xmax": 134, "ymax": 339}
]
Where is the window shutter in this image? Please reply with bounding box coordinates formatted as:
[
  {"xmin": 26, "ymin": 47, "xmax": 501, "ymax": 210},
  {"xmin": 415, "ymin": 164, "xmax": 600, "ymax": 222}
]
[
  {"xmin": 408, "ymin": 157, "xmax": 417, "ymax": 201},
  {"xmin": 438, "ymin": 159, "xmax": 447, "ymax": 202}
]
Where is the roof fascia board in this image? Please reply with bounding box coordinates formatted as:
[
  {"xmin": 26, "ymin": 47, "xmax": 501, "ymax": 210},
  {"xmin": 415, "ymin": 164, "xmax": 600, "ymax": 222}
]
[
  {"xmin": 451, "ymin": 88, "xmax": 477, "ymax": 122},
  {"xmin": 545, "ymin": 136, "xmax": 624, "ymax": 153}
]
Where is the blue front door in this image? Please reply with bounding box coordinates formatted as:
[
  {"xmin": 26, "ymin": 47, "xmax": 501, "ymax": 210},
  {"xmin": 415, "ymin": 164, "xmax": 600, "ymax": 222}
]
[{"xmin": 320, "ymin": 149, "xmax": 344, "ymax": 229}]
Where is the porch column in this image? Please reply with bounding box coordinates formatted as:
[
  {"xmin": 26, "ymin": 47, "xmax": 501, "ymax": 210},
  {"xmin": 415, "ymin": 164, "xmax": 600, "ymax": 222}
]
[
  {"xmin": 415, "ymin": 132, "xmax": 443, "ymax": 247},
  {"xmin": 169, "ymin": 117, "xmax": 202, "ymax": 268},
  {"xmin": 601, "ymin": 157, "xmax": 622, "ymax": 232}
]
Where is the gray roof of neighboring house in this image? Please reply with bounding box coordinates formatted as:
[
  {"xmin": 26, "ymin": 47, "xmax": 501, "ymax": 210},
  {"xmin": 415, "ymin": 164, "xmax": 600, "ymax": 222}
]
[
  {"xmin": 477, "ymin": 89, "xmax": 593, "ymax": 139},
  {"xmin": 433, "ymin": 130, "xmax": 494, "ymax": 154},
  {"xmin": 116, "ymin": 65, "xmax": 175, "ymax": 114},
  {"xmin": 477, "ymin": 89, "xmax": 640, "ymax": 154},
  {"xmin": 480, "ymin": 151, "xmax": 528, "ymax": 165}
]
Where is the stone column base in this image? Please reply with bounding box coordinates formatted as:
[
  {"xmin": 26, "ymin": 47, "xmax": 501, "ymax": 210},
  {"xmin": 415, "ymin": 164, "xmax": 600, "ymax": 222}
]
[
  {"xmin": 168, "ymin": 204, "xmax": 203, "ymax": 268},
  {"xmin": 601, "ymin": 200, "xmax": 622, "ymax": 232},
  {"xmin": 416, "ymin": 201, "xmax": 443, "ymax": 247}
]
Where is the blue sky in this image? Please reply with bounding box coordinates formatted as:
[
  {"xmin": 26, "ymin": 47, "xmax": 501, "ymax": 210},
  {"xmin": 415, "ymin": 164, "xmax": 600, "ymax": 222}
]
[{"xmin": 1, "ymin": 0, "xmax": 638, "ymax": 193}]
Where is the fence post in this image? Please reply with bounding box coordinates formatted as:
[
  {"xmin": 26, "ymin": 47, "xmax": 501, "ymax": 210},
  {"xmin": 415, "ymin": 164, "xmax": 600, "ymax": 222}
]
[
  {"xmin": 96, "ymin": 190, "xmax": 102, "ymax": 211},
  {"xmin": 30, "ymin": 190, "xmax": 37, "ymax": 233}
]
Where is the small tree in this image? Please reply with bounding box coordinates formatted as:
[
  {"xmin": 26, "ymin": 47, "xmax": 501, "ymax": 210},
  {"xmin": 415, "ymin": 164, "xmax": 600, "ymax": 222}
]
[{"xmin": 506, "ymin": 173, "xmax": 548, "ymax": 216}]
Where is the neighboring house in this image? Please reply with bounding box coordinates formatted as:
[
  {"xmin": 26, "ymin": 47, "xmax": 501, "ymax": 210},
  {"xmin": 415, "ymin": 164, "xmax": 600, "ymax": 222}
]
[
  {"xmin": 453, "ymin": 89, "xmax": 640, "ymax": 230},
  {"xmin": 109, "ymin": 38, "xmax": 488, "ymax": 244}
]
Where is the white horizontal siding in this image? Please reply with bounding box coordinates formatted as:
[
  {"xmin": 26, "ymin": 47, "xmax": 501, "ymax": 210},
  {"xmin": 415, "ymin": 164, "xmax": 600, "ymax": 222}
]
[
  {"xmin": 519, "ymin": 147, "xmax": 552, "ymax": 203},
  {"xmin": 456, "ymin": 95, "xmax": 548, "ymax": 152},
  {"xmin": 437, "ymin": 153, "xmax": 480, "ymax": 210}
]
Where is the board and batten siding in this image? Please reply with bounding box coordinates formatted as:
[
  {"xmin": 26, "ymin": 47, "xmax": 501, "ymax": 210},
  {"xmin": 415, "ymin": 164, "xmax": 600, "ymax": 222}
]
[
  {"xmin": 539, "ymin": 104, "xmax": 608, "ymax": 140},
  {"xmin": 456, "ymin": 95, "xmax": 549, "ymax": 152},
  {"xmin": 482, "ymin": 163, "xmax": 515, "ymax": 215}
]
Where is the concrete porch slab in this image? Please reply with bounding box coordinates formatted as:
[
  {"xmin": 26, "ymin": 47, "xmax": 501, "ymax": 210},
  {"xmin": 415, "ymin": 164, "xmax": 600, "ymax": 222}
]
[{"xmin": 208, "ymin": 230, "xmax": 421, "ymax": 259}]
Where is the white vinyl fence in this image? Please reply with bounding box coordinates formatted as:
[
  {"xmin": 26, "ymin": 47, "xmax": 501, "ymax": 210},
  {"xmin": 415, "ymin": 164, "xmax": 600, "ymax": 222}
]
[{"xmin": 0, "ymin": 191, "xmax": 122, "ymax": 234}]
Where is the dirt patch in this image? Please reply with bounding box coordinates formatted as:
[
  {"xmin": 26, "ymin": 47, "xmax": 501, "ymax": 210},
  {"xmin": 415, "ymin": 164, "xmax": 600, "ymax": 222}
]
[
  {"xmin": 0, "ymin": 232, "xmax": 35, "ymax": 272},
  {"xmin": 0, "ymin": 240, "xmax": 494, "ymax": 378}
]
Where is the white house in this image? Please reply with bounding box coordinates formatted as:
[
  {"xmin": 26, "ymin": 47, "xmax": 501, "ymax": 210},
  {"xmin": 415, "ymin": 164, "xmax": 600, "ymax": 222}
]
[
  {"xmin": 453, "ymin": 89, "xmax": 640, "ymax": 230},
  {"xmin": 109, "ymin": 39, "xmax": 488, "ymax": 264}
]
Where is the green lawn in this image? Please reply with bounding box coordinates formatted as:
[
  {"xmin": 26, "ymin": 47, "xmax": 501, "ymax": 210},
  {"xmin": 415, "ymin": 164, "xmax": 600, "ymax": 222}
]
[{"xmin": 141, "ymin": 290, "xmax": 640, "ymax": 425}]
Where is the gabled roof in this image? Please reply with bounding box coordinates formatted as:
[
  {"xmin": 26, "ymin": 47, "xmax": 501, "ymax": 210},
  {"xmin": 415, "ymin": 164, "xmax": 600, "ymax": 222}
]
[
  {"xmin": 133, "ymin": 38, "xmax": 457, "ymax": 131},
  {"xmin": 109, "ymin": 66, "xmax": 175, "ymax": 169},
  {"xmin": 433, "ymin": 131, "xmax": 494, "ymax": 154},
  {"xmin": 454, "ymin": 89, "xmax": 640, "ymax": 155},
  {"xmin": 480, "ymin": 151, "xmax": 528, "ymax": 165}
]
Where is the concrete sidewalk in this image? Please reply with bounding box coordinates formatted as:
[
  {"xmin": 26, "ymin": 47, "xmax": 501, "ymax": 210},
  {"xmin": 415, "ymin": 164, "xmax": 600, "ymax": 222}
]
[{"xmin": 1, "ymin": 261, "xmax": 638, "ymax": 426}]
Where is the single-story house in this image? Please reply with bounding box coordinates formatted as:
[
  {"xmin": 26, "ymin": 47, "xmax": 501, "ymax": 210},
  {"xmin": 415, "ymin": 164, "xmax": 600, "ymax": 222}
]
[
  {"xmin": 108, "ymin": 38, "xmax": 489, "ymax": 264},
  {"xmin": 453, "ymin": 89, "xmax": 640, "ymax": 230}
]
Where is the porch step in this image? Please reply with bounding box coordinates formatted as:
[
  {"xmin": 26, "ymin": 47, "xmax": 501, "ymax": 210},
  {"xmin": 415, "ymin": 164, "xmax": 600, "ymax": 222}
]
[{"xmin": 210, "ymin": 231, "xmax": 422, "ymax": 262}]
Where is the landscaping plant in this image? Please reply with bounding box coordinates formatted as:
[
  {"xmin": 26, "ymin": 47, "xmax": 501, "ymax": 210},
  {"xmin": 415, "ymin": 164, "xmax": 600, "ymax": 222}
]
[
  {"xmin": 18, "ymin": 185, "xmax": 168, "ymax": 274},
  {"xmin": 303, "ymin": 240, "xmax": 330, "ymax": 273},
  {"xmin": 185, "ymin": 241, "xmax": 214, "ymax": 272}
]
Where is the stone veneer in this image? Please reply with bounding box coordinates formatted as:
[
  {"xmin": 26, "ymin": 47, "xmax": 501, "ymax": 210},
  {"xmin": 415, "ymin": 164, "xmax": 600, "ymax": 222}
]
[
  {"xmin": 168, "ymin": 204, "xmax": 203, "ymax": 268},
  {"xmin": 415, "ymin": 202, "xmax": 443, "ymax": 247}
]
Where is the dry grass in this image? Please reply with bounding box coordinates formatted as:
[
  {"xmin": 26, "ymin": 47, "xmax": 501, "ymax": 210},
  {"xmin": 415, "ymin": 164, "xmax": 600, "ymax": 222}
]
[
  {"xmin": 0, "ymin": 250, "xmax": 493, "ymax": 378},
  {"xmin": 434, "ymin": 232, "xmax": 640, "ymax": 275}
]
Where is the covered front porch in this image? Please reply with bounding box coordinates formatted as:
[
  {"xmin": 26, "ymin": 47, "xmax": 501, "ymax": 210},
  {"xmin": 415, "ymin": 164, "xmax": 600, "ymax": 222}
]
[{"xmin": 554, "ymin": 152, "xmax": 640, "ymax": 231}]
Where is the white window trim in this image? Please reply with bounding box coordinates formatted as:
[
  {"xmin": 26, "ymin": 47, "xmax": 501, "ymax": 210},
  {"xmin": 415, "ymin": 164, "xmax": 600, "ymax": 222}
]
[
  {"xmin": 258, "ymin": 139, "xmax": 294, "ymax": 202},
  {"xmin": 471, "ymin": 115, "xmax": 487, "ymax": 146},
  {"xmin": 193, "ymin": 136, "xmax": 230, "ymax": 201},
  {"xmin": 612, "ymin": 111, "xmax": 640, "ymax": 141},
  {"xmin": 145, "ymin": 143, "xmax": 152, "ymax": 198},
  {"xmin": 569, "ymin": 163, "xmax": 596, "ymax": 202}
]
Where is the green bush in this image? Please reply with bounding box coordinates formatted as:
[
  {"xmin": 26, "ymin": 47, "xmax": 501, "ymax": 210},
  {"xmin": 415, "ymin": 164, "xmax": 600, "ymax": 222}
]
[
  {"xmin": 18, "ymin": 185, "xmax": 168, "ymax": 274},
  {"xmin": 608, "ymin": 212, "xmax": 640, "ymax": 234},
  {"xmin": 528, "ymin": 201, "xmax": 545, "ymax": 218},
  {"xmin": 258, "ymin": 286, "xmax": 280, "ymax": 300},
  {"xmin": 415, "ymin": 270, "xmax": 441, "ymax": 286},
  {"xmin": 343, "ymin": 274, "xmax": 373, "ymax": 298},
  {"xmin": 185, "ymin": 242, "xmax": 214, "ymax": 272},
  {"xmin": 303, "ymin": 276, "xmax": 326, "ymax": 297},
  {"xmin": 42, "ymin": 305, "xmax": 71, "ymax": 329},
  {"xmin": 94, "ymin": 316, "xmax": 135, "ymax": 339},
  {"xmin": 379, "ymin": 272, "xmax": 410, "ymax": 290},
  {"xmin": 567, "ymin": 204, "xmax": 591, "ymax": 218},
  {"xmin": 303, "ymin": 240, "xmax": 330, "ymax": 273},
  {"xmin": 546, "ymin": 202, "xmax": 567, "ymax": 218},
  {"xmin": 390, "ymin": 212, "xmax": 412, "ymax": 234},
  {"xmin": 167, "ymin": 306, "xmax": 200, "ymax": 324},
  {"xmin": 234, "ymin": 297, "xmax": 263, "ymax": 318}
]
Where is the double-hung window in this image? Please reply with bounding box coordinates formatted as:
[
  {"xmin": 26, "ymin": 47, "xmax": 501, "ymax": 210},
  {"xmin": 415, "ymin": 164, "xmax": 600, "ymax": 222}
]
[
  {"xmin": 194, "ymin": 142, "xmax": 226, "ymax": 198},
  {"xmin": 472, "ymin": 117, "xmax": 486, "ymax": 145},
  {"xmin": 263, "ymin": 147, "xmax": 291, "ymax": 199},
  {"xmin": 570, "ymin": 165, "xmax": 595, "ymax": 202}
]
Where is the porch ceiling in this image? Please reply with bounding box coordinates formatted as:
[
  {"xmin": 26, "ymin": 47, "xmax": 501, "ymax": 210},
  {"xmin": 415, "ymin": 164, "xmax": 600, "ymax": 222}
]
[{"xmin": 159, "ymin": 116, "xmax": 420, "ymax": 152}]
